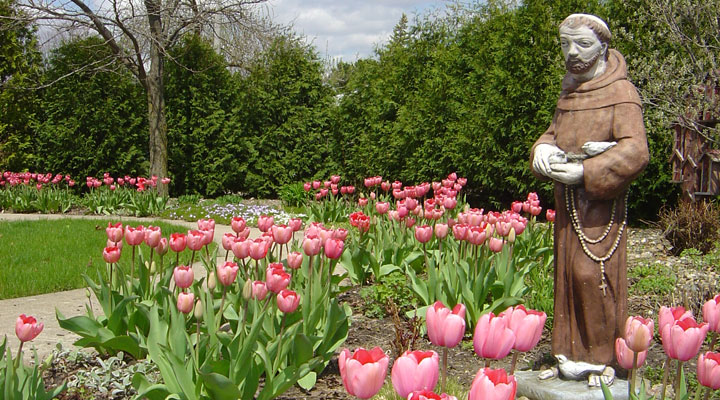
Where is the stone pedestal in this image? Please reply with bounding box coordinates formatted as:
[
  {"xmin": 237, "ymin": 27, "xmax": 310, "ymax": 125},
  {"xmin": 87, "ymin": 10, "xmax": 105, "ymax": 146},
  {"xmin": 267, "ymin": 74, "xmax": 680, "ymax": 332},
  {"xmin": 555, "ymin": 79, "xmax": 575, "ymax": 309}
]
[{"xmin": 516, "ymin": 370, "xmax": 629, "ymax": 400}]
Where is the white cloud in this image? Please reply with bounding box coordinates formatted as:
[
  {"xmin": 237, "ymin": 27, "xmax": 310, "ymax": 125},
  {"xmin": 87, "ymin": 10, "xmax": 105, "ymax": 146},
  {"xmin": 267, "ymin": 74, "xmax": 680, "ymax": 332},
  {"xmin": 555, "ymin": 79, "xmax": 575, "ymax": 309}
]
[{"xmin": 266, "ymin": 0, "xmax": 445, "ymax": 62}]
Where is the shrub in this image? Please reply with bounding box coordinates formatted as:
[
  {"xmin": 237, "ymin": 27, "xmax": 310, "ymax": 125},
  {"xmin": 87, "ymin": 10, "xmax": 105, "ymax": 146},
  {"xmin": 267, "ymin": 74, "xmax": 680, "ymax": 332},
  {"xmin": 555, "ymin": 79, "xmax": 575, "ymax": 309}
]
[{"xmin": 659, "ymin": 200, "xmax": 720, "ymax": 255}]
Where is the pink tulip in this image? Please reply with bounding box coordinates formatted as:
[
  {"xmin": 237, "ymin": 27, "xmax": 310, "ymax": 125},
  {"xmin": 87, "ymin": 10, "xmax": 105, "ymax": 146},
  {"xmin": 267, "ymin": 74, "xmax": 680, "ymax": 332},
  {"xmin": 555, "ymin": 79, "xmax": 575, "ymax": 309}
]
[
  {"xmin": 289, "ymin": 218, "xmax": 303, "ymax": 232},
  {"xmin": 703, "ymin": 294, "xmax": 720, "ymax": 333},
  {"xmin": 277, "ymin": 289, "xmax": 300, "ymax": 313},
  {"xmin": 331, "ymin": 174, "xmax": 341, "ymax": 184},
  {"xmin": 468, "ymin": 367, "xmax": 517, "ymax": 400},
  {"xmin": 170, "ymin": 233, "xmax": 187, "ymax": 252},
  {"xmin": 473, "ymin": 312, "xmax": 515, "ymax": 360},
  {"xmin": 659, "ymin": 306, "xmax": 694, "ymax": 333},
  {"xmin": 124, "ymin": 225, "xmax": 145, "ymax": 246},
  {"xmin": 197, "ymin": 218, "xmax": 215, "ymax": 231},
  {"xmin": 107, "ymin": 238, "xmax": 123, "ymax": 250},
  {"xmin": 246, "ymin": 281, "xmax": 266, "ymax": 300},
  {"xmin": 238, "ymin": 227, "xmax": 251, "ymax": 240},
  {"xmin": 272, "ymin": 224, "xmax": 293, "ymax": 245},
  {"xmin": 221, "ymin": 232, "xmax": 236, "ymax": 251},
  {"xmin": 257, "ymin": 215, "xmax": 274, "ymax": 232},
  {"xmin": 177, "ymin": 292, "xmax": 194, "ymax": 314},
  {"xmin": 106, "ymin": 222, "xmax": 123, "ymax": 243},
  {"xmin": 303, "ymin": 235, "xmax": 322, "ymax": 256},
  {"xmin": 502, "ymin": 305, "xmax": 547, "ymax": 352},
  {"xmin": 232, "ymin": 238, "xmax": 250, "ymax": 259},
  {"xmin": 434, "ymin": 223, "xmax": 449, "ymax": 240},
  {"xmin": 173, "ymin": 265, "xmax": 194, "ymax": 289},
  {"xmin": 216, "ymin": 261, "xmax": 239, "ymax": 287},
  {"xmin": 358, "ymin": 198, "xmax": 368, "ymax": 206},
  {"xmin": 615, "ymin": 338, "xmax": 647, "ymax": 370},
  {"xmin": 200, "ymin": 228, "xmax": 214, "ymax": 245},
  {"xmin": 376, "ymin": 202, "xmax": 390, "ymax": 215},
  {"xmin": 511, "ymin": 201, "xmax": 523, "ymax": 213},
  {"xmin": 466, "ymin": 226, "xmax": 488, "ymax": 246},
  {"xmin": 187, "ymin": 230, "xmax": 205, "ymax": 251},
  {"xmin": 697, "ymin": 352, "xmax": 720, "ymax": 390},
  {"xmin": 414, "ymin": 225, "xmax": 433, "ymax": 244},
  {"xmin": 231, "ymin": 217, "xmax": 247, "ymax": 233},
  {"xmin": 103, "ymin": 246, "xmax": 121, "ymax": 264},
  {"xmin": 266, "ymin": 263, "xmax": 291, "ymax": 293},
  {"xmin": 488, "ymin": 237, "xmax": 504, "ymax": 253},
  {"xmin": 546, "ymin": 209, "xmax": 556, "ymax": 222},
  {"xmin": 333, "ymin": 228, "xmax": 348, "ymax": 241},
  {"xmin": 303, "ymin": 182, "xmax": 312, "ymax": 191},
  {"xmin": 625, "ymin": 316, "xmax": 654, "ymax": 353},
  {"xmin": 339, "ymin": 347, "xmax": 389, "ymax": 399},
  {"xmin": 15, "ymin": 314, "xmax": 44, "ymax": 342},
  {"xmin": 391, "ymin": 350, "xmax": 440, "ymax": 398},
  {"xmin": 287, "ymin": 251, "xmax": 303, "ymax": 269},
  {"xmin": 144, "ymin": 226, "xmax": 162, "ymax": 248},
  {"xmin": 426, "ymin": 301, "xmax": 466, "ymax": 348},
  {"xmin": 248, "ymin": 238, "xmax": 270, "ymax": 260},
  {"xmin": 452, "ymin": 224, "xmax": 468, "ymax": 241},
  {"xmin": 407, "ymin": 391, "xmax": 457, "ymax": 400},
  {"xmin": 442, "ymin": 197, "xmax": 457, "ymax": 210},
  {"xmin": 325, "ymin": 238, "xmax": 344, "ymax": 259},
  {"xmin": 156, "ymin": 238, "xmax": 168, "ymax": 255},
  {"xmin": 661, "ymin": 318, "xmax": 709, "ymax": 361}
]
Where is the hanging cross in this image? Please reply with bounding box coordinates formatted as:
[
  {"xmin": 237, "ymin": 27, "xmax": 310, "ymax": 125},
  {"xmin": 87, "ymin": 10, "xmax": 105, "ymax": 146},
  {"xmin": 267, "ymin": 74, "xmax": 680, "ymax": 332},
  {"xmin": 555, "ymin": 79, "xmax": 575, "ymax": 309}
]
[{"xmin": 599, "ymin": 281, "xmax": 608, "ymax": 296}]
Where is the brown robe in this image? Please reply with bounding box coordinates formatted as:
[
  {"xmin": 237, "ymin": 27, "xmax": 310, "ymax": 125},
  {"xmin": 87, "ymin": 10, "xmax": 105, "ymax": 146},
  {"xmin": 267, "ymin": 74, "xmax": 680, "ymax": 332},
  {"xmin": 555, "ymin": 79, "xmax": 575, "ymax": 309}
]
[{"xmin": 530, "ymin": 49, "xmax": 649, "ymax": 365}]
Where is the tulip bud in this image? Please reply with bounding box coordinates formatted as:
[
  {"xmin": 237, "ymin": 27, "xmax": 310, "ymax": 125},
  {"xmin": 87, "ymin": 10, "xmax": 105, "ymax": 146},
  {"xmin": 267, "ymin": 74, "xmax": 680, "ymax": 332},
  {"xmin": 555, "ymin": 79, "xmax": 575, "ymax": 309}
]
[
  {"xmin": 207, "ymin": 272, "xmax": 217, "ymax": 291},
  {"xmin": 194, "ymin": 300, "xmax": 204, "ymax": 321},
  {"xmin": 242, "ymin": 278, "xmax": 253, "ymax": 300},
  {"xmin": 149, "ymin": 261, "xmax": 157, "ymax": 274},
  {"xmin": 507, "ymin": 227, "xmax": 516, "ymax": 243}
]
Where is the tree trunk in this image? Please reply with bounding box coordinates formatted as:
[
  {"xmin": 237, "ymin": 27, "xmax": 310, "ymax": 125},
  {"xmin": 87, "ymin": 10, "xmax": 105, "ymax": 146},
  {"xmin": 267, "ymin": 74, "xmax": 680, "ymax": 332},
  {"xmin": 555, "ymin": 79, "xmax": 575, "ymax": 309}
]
[{"xmin": 145, "ymin": 0, "xmax": 168, "ymax": 196}]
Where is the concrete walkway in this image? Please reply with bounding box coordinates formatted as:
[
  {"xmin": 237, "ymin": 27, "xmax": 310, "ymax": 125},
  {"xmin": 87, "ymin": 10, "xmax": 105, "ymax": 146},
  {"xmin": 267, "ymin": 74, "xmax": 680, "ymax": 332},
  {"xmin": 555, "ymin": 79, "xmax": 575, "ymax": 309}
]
[{"xmin": 0, "ymin": 213, "xmax": 261, "ymax": 361}]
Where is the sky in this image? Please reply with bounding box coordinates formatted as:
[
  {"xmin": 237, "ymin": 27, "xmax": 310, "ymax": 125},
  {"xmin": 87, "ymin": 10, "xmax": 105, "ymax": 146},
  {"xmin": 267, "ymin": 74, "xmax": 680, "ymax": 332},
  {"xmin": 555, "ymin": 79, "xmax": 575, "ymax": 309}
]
[{"xmin": 265, "ymin": 0, "xmax": 448, "ymax": 62}]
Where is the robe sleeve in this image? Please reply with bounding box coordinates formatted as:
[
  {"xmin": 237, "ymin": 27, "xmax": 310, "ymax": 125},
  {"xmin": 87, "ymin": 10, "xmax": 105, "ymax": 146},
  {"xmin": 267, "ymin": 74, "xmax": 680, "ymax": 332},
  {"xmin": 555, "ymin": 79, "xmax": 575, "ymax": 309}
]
[
  {"xmin": 582, "ymin": 102, "xmax": 649, "ymax": 200},
  {"xmin": 530, "ymin": 110, "xmax": 559, "ymax": 182}
]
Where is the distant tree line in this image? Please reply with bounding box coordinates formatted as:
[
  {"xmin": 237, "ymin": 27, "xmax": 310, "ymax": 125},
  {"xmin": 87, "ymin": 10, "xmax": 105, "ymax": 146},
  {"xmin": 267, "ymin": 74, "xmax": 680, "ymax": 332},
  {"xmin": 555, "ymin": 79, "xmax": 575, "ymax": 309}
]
[{"xmin": 3, "ymin": 0, "xmax": 717, "ymax": 220}]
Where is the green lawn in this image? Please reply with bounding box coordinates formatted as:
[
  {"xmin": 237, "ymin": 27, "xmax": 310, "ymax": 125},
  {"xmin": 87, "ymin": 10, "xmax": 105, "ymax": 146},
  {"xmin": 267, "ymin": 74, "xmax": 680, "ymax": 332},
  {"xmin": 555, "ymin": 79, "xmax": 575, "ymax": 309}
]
[{"xmin": 0, "ymin": 218, "xmax": 191, "ymax": 299}]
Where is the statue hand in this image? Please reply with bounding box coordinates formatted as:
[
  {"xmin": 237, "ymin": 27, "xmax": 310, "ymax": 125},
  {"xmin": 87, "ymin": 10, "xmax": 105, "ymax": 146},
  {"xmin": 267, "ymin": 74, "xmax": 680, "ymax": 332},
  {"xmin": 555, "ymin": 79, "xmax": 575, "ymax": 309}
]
[
  {"xmin": 533, "ymin": 143, "xmax": 565, "ymax": 178},
  {"xmin": 582, "ymin": 141, "xmax": 617, "ymax": 157},
  {"xmin": 549, "ymin": 162, "xmax": 584, "ymax": 185}
]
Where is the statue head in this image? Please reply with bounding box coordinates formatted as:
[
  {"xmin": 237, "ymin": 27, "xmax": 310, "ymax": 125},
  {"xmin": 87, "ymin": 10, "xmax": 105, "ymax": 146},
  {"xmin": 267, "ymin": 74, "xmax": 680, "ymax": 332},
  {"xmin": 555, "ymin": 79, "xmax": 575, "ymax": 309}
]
[{"xmin": 559, "ymin": 14, "xmax": 610, "ymax": 81}]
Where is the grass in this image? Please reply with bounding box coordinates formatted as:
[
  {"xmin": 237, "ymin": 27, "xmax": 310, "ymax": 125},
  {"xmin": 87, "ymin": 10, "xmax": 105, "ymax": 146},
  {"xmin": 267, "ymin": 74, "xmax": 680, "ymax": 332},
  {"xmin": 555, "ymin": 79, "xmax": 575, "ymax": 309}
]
[
  {"xmin": 374, "ymin": 376, "xmax": 470, "ymax": 399},
  {"xmin": 0, "ymin": 218, "xmax": 190, "ymax": 300},
  {"xmin": 628, "ymin": 261, "xmax": 677, "ymax": 297}
]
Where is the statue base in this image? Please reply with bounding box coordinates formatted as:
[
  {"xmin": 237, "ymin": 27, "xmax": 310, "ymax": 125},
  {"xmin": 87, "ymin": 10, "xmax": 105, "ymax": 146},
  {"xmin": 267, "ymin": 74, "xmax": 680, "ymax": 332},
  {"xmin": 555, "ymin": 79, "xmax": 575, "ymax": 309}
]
[{"xmin": 516, "ymin": 370, "xmax": 629, "ymax": 400}]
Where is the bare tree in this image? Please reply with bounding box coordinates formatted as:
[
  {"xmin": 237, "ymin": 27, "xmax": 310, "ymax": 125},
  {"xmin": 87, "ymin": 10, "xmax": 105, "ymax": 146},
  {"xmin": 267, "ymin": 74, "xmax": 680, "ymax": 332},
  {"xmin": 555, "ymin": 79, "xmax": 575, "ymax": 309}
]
[{"xmin": 15, "ymin": 0, "xmax": 270, "ymax": 194}]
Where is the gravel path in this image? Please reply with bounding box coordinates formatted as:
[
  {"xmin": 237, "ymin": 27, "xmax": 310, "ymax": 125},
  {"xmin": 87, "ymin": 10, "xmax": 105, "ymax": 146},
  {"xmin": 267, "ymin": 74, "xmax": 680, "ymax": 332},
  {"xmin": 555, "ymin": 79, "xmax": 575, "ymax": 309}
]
[{"xmin": 0, "ymin": 213, "xmax": 260, "ymax": 361}]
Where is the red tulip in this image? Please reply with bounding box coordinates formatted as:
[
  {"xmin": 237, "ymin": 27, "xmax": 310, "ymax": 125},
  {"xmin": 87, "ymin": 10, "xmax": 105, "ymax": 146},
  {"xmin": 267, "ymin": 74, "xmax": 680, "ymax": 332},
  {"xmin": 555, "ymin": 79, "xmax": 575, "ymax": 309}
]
[
  {"xmin": 287, "ymin": 251, "xmax": 303, "ymax": 269},
  {"xmin": 231, "ymin": 217, "xmax": 247, "ymax": 233},
  {"xmin": 697, "ymin": 352, "xmax": 720, "ymax": 390},
  {"xmin": 257, "ymin": 215, "xmax": 274, "ymax": 232},
  {"xmin": 661, "ymin": 318, "xmax": 709, "ymax": 361},
  {"xmin": 216, "ymin": 261, "xmax": 239, "ymax": 287},
  {"xmin": 252, "ymin": 281, "xmax": 268, "ymax": 300},
  {"xmin": 468, "ymin": 368, "xmax": 516, "ymax": 400},
  {"xmin": 339, "ymin": 347, "xmax": 389, "ymax": 399},
  {"xmin": 124, "ymin": 225, "xmax": 145, "ymax": 246},
  {"xmin": 546, "ymin": 209, "xmax": 556, "ymax": 222},
  {"xmin": 350, "ymin": 211, "xmax": 371, "ymax": 233},
  {"xmin": 248, "ymin": 238, "xmax": 270, "ymax": 260},
  {"xmin": 277, "ymin": 289, "xmax": 300, "ymax": 313},
  {"xmin": 407, "ymin": 390, "xmax": 457, "ymax": 400},
  {"xmin": 624, "ymin": 316, "xmax": 654, "ymax": 353},
  {"xmin": 615, "ymin": 337, "xmax": 647, "ymax": 370},
  {"xmin": 106, "ymin": 222, "xmax": 123, "ymax": 243},
  {"xmin": 271, "ymin": 224, "xmax": 293, "ymax": 245},
  {"xmin": 325, "ymin": 238, "xmax": 344, "ymax": 259},
  {"xmin": 434, "ymin": 223, "xmax": 448, "ymax": 239},
  {"xmin": 414, "ymin": 225, "xmax": 433, "ymax": 244},
  {"xmin": 473, "ymin": 312, "xmax": 515, "ymax": 360},
  {"xmin": 187, "ymin": 230, "xmax": 205, "ymax": 251},
  {"xmin": 170, "ymin": 233, "xmax": 187, "ymax": 252},
  {"xmin": 177, "ymin": 292, "xmax": 194, "ymax": 314},
  {"xmin": 15, "ymin": 314, "xmax": 44, "ymax": 342},
  {"xmin": 391, "ymin": 350, "xmax": 440, "ymax": 398},
  {"xmin": 197, "ymin": 218, "xmax": 215, "ymax": 231},
  {"xmin": 102, "ymin": 246, "xmax": 121, "ymax": 263},
  {"xmin": 302, "ymin": 235, "xmax": 322, "ymax": 256},
  {"xmin": 144, "ymin": 226, "xmax": 162, "ymax": 248},
  {"xmin": 502, "ymin": 305, "xmax": 547, "ymax": 352},
  {"xmin": 426, "ymin": 301, "xmax": 466, "ymax": 348},
  {"xmin": 266, "ymin": 263, "xmax": 291, "ymax": 293},
  {"xmin": 173, "ymin": 265, "xmax": 194, "ymax": 289},
  {"xmin": 659, "ymin": 306, "xmax": 694, "ymax": 333},
  {"xmin": 703, "ymin": 294, "xmax": 720, "ymax": 333}
]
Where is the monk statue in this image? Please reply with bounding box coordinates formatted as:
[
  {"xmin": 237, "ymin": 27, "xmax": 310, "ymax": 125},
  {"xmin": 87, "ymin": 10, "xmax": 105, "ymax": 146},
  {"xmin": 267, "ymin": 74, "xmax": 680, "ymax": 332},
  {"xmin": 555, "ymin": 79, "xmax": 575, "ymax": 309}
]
[{"xmin": 530, "ymin": 14, "xmax": 649, "ymax": 387}]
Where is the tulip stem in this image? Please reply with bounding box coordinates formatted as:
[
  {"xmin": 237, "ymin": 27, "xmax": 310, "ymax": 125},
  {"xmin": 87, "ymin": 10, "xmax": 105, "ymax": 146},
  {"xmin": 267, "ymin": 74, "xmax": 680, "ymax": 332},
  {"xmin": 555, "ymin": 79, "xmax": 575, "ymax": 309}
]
[
  {"xmin": 308, "ymin": 256, "xmax": 314, "ymax": 305},
  {"xmin": 15, "ymin": 342, "xmax": 24, "ymax": 369},
  {"xmin": 273, "ymin": 315, "xmax": 287, "ymax": 372},
  {"xmin": 485, "ymin": 359, "xmax": 491, "ymax": 368},
  {"xmin": 130, "ymin": 245, "xmax": 136, "ymax": 281},
  {"xmin": 190, "ymin": 250, "xmax": 196, "ymax": 270},
  {"xmin": 195, "ymin": 319, "xmax": 201, "ymax": 371},
  {"xmin": 442, "ymin": 347, "xmax": 448, "ymax": 393},
  {"xmin": 224, "ymin": 249, "xmax": 229, "ymax": 262},
  {"xmin": 509, "ymin": 351, "xmax": 519, "ymax": 375},
  {"xmin": 630, "ymin": 351, "xmax": 638, "ymax": 398},
  {"xmin": 217, "ymin": 286, "xmax": 227, "ymax": 331},
  {"xmin": 675, "ymin": 360, "xmax": 684, "ymax": 400},
  {"xmin": 702, "ymin": 387, "xmax": 711, "ymax": 400},
  {"xmin": 660, "ymin": 356, "xmax": 670, "ymax": 400}
]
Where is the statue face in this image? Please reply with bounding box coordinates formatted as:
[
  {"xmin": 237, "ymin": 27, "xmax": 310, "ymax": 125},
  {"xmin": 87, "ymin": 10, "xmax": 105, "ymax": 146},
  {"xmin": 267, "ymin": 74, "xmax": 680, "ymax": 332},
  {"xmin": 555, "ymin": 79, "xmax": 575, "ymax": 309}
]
[{"xmin": 559, "ymin": 25, "xmax": 607, "ymax": 74}]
